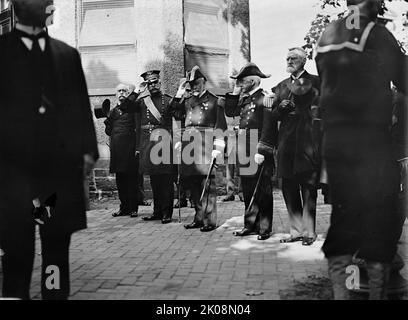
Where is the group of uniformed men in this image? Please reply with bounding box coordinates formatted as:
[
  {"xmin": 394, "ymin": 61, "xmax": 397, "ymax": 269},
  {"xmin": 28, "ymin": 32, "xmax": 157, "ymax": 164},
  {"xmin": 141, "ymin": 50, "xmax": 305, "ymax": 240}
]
[{"xmin": 104, "ymin": 45, "xmax": 323, "ymax": 243}]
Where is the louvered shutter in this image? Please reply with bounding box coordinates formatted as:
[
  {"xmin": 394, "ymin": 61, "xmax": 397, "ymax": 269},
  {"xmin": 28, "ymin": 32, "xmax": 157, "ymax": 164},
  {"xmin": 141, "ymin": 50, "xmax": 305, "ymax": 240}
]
[
  {"xmin": 184, "ymin": 0, "xmax": 229, "ymax": 93},
  {"xmin": 79, "ymin": 1, "xmax": 136, "ymax": 95},
  {"xmin": 0, "ymin": 6, "xmax": 12, "ymax": 35}
]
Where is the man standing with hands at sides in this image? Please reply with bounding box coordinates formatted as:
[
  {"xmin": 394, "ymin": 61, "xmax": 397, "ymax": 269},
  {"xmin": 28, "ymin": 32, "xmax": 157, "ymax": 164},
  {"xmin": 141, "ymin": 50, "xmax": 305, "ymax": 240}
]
[
  {"xmin": 171, "ymin": 66, "xmax": 227, "ymax": 232},
  {"xmin": 134, "ymin": 70, "xmax": 176, "ymax": 224},
  {"xmin": 272, "ymin": 47, "xmax": 321, "ymax": 246},
  {"xmin": 0, "ymin": 0, "xmax": 98, "ymax": 299},
  {"xmin": 105, "ymin": 84, "xmax": 140, "ymax": 218},
  {"xmin": 315, "ymin": 0, "xmax": 407, "ymax": 299},
  {"xmin": 224, "ymin": 63, "xmax": 277, "ymax": 241}
]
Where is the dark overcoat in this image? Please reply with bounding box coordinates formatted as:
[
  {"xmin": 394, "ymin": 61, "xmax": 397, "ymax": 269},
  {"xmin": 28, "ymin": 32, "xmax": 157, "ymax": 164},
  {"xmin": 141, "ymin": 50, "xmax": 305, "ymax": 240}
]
[
  {"xmin": 105, "ymin": 104, "xmax": 138, "ymax": 174},
  {"xmin": 315, "ymin": 16, "xmax": 407, "ymax": 262},
  {"xmin": 271, "ymin": 71, "xmax": 321, "ymax": 184},
  {"xmin": 0, "ymin": 31, "xmax": 99, "ymax": 235}
]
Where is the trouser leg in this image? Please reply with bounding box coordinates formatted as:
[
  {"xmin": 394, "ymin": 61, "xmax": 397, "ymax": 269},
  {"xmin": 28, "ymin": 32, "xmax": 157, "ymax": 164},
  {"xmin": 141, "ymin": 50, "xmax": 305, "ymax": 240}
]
[
  {"xmin": 366, "ymin": 261, "xmax": 391, "ymax": 300},
  {"xmin": 282, "ymin": 178, "xmax": 303, "ymax": 237},
  {"xmin": 1, "ymin": 219, "xmax": 35, "ymax": 300},
  {"xmin": 137, "ymin": 174, "xmax": 145, "ymax": 203},
  {"xmin": 163, "ymin": 175, "xmax": 175, "ymax": 219},
  {"xmin": 226, "ymin": 163, "xmax": 236, "ymax": 197},
  {"xmin": 241, "ymin": 176, "xmax": 258, "ymax": 231},
  {"xmin": 116, "ymin": 173, "xmax": 129, "ymax": 213},
  {"xmin": 301, "ymin": 183, "xmax": 317, "ymax": 238},
  {"xmin": 327, "ymin": 255, "xmax": 353, "ymax": 300},
  {"xmin": 127, "ymin": 173, "xmax": 139, "ymax": 213},
  {"xmin": 40, "ymin": 228, "xmax": 71, "ymax": 300},
  {"xmin": 190, "ymin": 176, "xmax": 203, "ymax": 224},
  {"xmin": 150, "ymin": 175, "xmax": 162, "ymax": 218},
  {"xmin": 152, "ymin": 174, "xmax": 174, "ymax": 220},
  {"xmin": 257, "ymin": 175, "xmax": 274, "ymax": 235},
  {"xmin": 201, "ymin": 176, "xmax": 217, "ymax": 227}
]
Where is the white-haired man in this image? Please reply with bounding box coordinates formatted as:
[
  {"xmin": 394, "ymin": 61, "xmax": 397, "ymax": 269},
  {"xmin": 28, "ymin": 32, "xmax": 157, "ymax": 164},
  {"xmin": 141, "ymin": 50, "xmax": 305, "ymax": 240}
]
[
  {"xmin": 272, "ymin": 47, "xmax": 321, "ymax": 246},
  {"xmin": 224, "ymin": 63, "xmax": 277, "ymax": 241}
]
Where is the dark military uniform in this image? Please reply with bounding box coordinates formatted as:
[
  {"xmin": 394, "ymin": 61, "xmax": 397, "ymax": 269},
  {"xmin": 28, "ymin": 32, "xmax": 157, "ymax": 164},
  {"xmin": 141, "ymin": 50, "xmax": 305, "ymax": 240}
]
[
  {"xmin": 315, "ymin": 15, "xmax": 407, "ymax": 263},
  {"xmin": 135, "ymin": 91, "xmax": 176, "ymax": 221},
  {"xmin": 105, "ymin": 100, "xmax": 139, "ymax": 215},
  {"xmin": 171, "ymin": 90, "xmax": 227, "ymax": 228},
  {"xmin": 225, "ymin": 87, "xmax": 277, "ymax": 236},
  {"xmin": 271, "ymin": 71, "xmax": 321, "ymax": 240}
]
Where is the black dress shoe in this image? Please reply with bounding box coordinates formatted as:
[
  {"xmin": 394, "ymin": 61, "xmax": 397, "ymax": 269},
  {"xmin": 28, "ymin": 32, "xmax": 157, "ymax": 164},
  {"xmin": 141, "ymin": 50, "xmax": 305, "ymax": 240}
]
[
  {"xmin": 184, "ymin": 222, "xmax": 203, "ymax": 229},
  {"xmin": 174, "ymin": 200, "xmax": 188, "ymax": 208},
  {"xmin": 200, "ymin": 225, "xmax": 216, "ymax": 232},
  {"xmin": 302, "ymin": 236, "xmax": 316, "ymax": 246},
  {"xmin": 222, "ymin": 194, "xmax": 235, "ymax": 202},
  {"xmin": 280, "ymin": 236, "xmax": 303, "ymax": 243},
  {"xmin": 142, "ymin": 215, "xmax": 161, "ymax": 221},
  {"xmin": 112, "ymin": 210, "xmax": 129, "ymax": 217},
  {"xmin": 233, "ymin": 228, "xmax": 253, "ymax": 236},
  {"xmin": 257, "ymin": 233, "xmax": 270, "ymax": 241},
  {"xmin": 130, "ymin": 211, "xmax": 138, "ymax": 218},
  {"xmin": 139, "ymin": 200, "xmax": 151, "ymax": 206},
  {"xmin": 162, "ymin": 218, "xmax": 172, "ymax": 224}
]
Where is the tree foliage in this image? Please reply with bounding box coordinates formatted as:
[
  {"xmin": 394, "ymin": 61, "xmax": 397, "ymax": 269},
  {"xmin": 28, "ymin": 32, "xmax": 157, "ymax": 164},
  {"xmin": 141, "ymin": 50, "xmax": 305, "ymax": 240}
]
[{"xmin": 303, "ymin": 0, "xmax": 408, "ymax": 59}]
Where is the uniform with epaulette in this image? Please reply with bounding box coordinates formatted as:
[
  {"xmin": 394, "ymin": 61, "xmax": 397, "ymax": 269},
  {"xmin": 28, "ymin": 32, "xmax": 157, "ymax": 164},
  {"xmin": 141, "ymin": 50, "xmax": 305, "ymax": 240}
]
[
  {"xmin": 134, "ymin": 70, "xmax": 176, "ymax": 224},
  {"xmin": 224, "ymin": 63, "xmax": 277, "ymax": 241},
  {"xmin": 315, "ymin": 0, "xmax": 407, "ymax": 299},
  {"xmin": 171, "ymin": 66, "xmax": 227, "ymax": 232}
]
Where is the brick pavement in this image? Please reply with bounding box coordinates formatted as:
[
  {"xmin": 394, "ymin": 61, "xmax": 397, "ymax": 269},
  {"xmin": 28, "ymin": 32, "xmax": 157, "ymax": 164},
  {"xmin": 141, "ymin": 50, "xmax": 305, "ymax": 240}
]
[{"xmin": 1, "ymin": 190, "xmax": 407, "ymax": 300}]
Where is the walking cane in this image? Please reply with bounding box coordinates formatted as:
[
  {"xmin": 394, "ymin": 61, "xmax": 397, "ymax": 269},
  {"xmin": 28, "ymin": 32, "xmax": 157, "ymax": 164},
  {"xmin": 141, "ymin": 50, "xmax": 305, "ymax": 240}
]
[
  {"xmin": 247, "ymin": 163, "xmax": 265, "ymax": 212},
  {"xmin": 199, "ymin": 157, "xmax": 218, "ymax": 203}
]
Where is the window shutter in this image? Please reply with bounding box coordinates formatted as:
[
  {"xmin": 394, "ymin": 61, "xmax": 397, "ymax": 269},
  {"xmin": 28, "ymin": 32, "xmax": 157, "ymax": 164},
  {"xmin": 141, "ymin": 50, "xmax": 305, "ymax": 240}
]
[
  {"xmin": 79, "ymin": 1, "xmax": 136, "ymax": 95},
  {"xmin": 0, "ymin": 7, "xmax": 12, "ymax": 35},
  {"xmin": 184, "ymin": 0, "xmax": 229, "ymax": 92}
]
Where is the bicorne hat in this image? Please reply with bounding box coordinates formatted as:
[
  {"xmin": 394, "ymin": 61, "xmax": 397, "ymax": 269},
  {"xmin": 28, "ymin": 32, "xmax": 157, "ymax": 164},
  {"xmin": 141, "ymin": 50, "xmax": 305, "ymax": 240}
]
[{"xmin": 230, "ymin": 63, "xmax": 271, "ymax": 80}]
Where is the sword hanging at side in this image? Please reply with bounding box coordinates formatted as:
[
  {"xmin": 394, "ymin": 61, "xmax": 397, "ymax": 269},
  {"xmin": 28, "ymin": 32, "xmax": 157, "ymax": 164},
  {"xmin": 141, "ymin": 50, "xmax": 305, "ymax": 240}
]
[{"xmin": 199, "ymin": 157, "xmax": 218, "ymax": 203}]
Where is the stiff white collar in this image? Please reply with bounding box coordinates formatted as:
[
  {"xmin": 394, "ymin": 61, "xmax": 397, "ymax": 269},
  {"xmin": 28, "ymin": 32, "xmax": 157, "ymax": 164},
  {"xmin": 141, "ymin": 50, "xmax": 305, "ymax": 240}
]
[{"xmin": 15, "ymin": 23, "xmax": 46, "ymax": 51}]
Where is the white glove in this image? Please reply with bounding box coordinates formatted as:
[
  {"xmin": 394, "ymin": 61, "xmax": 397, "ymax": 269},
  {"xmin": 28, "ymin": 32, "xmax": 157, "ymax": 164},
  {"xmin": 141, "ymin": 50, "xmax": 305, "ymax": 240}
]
[
  {"xmin": 174, "ymin": 141, "xmax": 182, "ymax": 152},
  {"xmin": 254, "ymin": 153, "xmax": 265, "ymax": 165},
  {"xmin": 176, "ymin": 78, "xmax": 188, "ymax": 98},
  {"xmin": 263, "ymin": 93, "xmax": 274, "ymax": 108},
  {"xmin": 232, "ymin": 84, "xmax": 242, "ymax": 95},
  {"xmin": 212, "ymin": 149, "xmax": 222, "ymax": 160}
]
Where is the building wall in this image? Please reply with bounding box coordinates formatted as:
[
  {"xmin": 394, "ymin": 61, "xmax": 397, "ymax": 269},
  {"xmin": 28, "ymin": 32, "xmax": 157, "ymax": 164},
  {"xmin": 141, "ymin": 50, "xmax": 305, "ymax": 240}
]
[
  {"xmin": 46, "ymin": 0, "xmax": 250, "ymax": 195},
  {"xmin": 48, "ymin": 0, "xmax": 78, "ymax": 48}
]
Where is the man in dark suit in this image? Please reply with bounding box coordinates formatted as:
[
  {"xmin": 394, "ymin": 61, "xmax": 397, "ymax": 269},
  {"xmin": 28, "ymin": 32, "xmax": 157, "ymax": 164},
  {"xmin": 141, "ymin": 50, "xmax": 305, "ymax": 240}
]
[
  {"xmin": 272, "ymin": 48, "xmax": 321, "ymax": 246},
  {"xmin": 171, "ymin": 66, "xmax": 227, "ymax": 232},
  {"xmin": 224, "ymin": 63, "xmax": 277, "ymax": 241},
  {"xmin": 0, "ymin": 0, "xmax": 98, "ymax": 299},
  {"xmin": 315, "ymin": 0, "xmax": 407, "ymax": 299},
  {"xmin": 105, "ymin": 84, "xmax": 139, "ymax": 218},
  {"xmin": 134, "ymin": 70, "xmax": 176, "ymax": 224}
]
